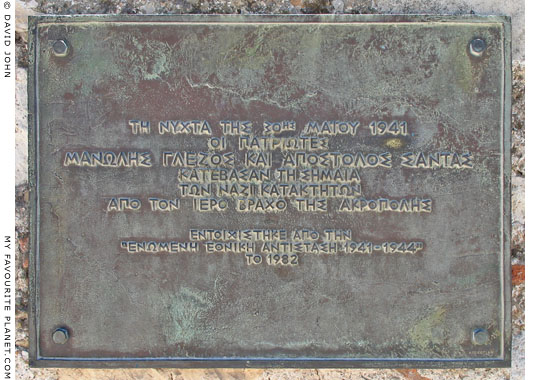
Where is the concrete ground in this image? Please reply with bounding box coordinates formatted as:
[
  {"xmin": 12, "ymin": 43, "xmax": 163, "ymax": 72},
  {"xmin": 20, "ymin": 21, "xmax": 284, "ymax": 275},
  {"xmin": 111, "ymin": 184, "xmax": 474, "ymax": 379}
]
[{"xmin": 14, "ymin": 0, "xmax": 525, "ymax": 378}]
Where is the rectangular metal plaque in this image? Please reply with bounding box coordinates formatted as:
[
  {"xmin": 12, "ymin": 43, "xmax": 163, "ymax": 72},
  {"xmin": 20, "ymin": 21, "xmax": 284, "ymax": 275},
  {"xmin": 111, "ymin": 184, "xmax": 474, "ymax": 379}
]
[{"xmin": 29, "ymin": 15, "xmax": 512, "ymax": 368}]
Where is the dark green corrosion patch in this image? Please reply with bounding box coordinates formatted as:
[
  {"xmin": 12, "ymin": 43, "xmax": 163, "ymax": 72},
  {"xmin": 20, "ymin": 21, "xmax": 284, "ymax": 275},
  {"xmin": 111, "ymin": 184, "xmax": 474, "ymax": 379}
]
[{"xmin": 28, "ymin": 14, "xmax": 512, "ymax": 368}]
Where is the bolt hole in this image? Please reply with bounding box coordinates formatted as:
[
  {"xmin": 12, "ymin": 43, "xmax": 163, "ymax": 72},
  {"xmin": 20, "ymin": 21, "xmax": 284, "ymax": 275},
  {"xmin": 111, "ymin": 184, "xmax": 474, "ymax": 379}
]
[
  {"xmin": 52, "ymin": 40, "xmax": 69, "ymax": 57},
  {"xmin": 469, "ymin": 38, "xmax": 486, "ymax": 57},
  {"xmin": 52, "ymin": 327, "xmax": 70, "ymax": 344}
]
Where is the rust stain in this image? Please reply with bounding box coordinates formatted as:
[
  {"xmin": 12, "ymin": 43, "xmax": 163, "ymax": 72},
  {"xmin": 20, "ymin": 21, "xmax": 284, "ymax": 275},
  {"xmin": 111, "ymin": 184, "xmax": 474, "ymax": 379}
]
[
  {"xmin": 396, "ymin": 369, "xmax": 431, "ymax": 380},
  {"xmin": 18, "ymin": 235, "xmax": 29, "ymax": 254},
  {"xmin": 512, "ymin": 264, "xmax": 525, "ymax": 285},
  {"xmin": 290, "ymin": 0, "xmax": 303, "ymax": 7}
]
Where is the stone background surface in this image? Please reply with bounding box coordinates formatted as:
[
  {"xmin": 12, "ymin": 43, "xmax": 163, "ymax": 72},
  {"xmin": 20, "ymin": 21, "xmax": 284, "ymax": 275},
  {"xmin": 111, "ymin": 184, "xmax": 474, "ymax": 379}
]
[{"xmin": 14, "ymin": 0, "xmax": 525, "ymax": 378}]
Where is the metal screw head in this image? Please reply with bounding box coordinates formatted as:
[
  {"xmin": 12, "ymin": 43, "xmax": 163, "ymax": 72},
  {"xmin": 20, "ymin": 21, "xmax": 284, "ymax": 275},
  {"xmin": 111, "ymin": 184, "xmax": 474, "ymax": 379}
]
[
  {"xmin": 52, "ymin": 327, "xmax": 69, "ymax": 344},
  {"xmin": 472, "ymin": 328, "xmax": 489, "ymax": 345},
  {"xmin": 470, "ymin": 38, "xmax": 486, "ymax": 56},
  {"xmin": 52, "ymin": 40, "xmax": 69, "ymax": 57}
]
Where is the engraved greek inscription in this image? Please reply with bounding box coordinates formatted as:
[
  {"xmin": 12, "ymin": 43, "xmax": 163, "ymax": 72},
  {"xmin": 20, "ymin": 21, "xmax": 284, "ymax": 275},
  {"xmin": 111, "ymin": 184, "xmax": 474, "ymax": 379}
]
[
  {"xmin": 266, "ymin": 253, "xmax": 299, "ymax": 266},
  {"xmin": 291, "ymin": 198, "xmax": 327, "ymax": 212},
  {"xmin": 189, "ymin": 229, "xmax": 287, "ymax": 242},
  {"xmin": 238, "ymin": 136, "xmax": 328, "ymax": 151},
  {"xmin": 219, "ymin": 120, "xmax": 252, "ymax": 135},
  {"xmin": 259, "ymin": 241, "xmax": 337, "ymax": 254},
  {"xmin": 281, "ymin": 152, "xmax": 391, "ymax": 168},
  {"xmin": 245, "ymin": 151, "xmax": 272, "ymax": 167},
  {"xmin": 215, "ymin": 183, "xmax": 255, "ymax": 197},
  {"xmin": 148, "ymin": 198, "xmax": 180, "ymax": 212},
  {"xmin": 257, "ymin": 241, "xmax": 340, "ymax": 255},
  {"xmin": 338, "ymin": 198, "xmax": 432, "ymax": 212},
  {"xmin": 263, "ymin": 121, "xmax": 296, "ymax": 135},
  {"xmin": 299, "ymin": 168, "xmax": 362, "ymax": 183},
  {"xmin": 162, "ymin": 151, "xmax": 235, "ymax": 167},
  {"xmin": 108, "ymin": 113, "xmax": 460, "ymax": 266},
  {"xmin": 302, "ymin": 241, "xmax": 338, "ymax": 254},
  {"xmin": 261, "ymin": 241, "xmax": 293, "ymax": 253},
  {"xmin": 342, "ymin": 241, "xmax": 373, "ymax": 254},
  {"xmin": 259, "ymin": 183, "xmax": 361, "ymax": 198},
  {"xmin": 368, "ymin": 120, "xmax": 408, "ymax": 136},
  {"xmin": 291, "ymin": 229, "xmax": 319, "ymax": 241},
  {"xmin": 303, "ymin": 121, "xmax": 359, "ymax": 136},
  {"xmin": 64, "ymin": 151, "xmax": 153, "ymax": 168},
  {"xmin": 380, "ymin": 241, "xmax": 424, "ymax": 254},
  {"xmin": 275, "ymin": 168, "xmax": 297, "ymax": 181},
  {"xmin": 245, "ymin": 253, "xmax": 263, "ymax": 265},
  {"xmin": 273, "ymin": 168, "xmax": 362, "ymax": 183},
  {"xmin": 178, "ymin": 183, "xmax": 212, "ymax": 197},
  {"xmin": 158, "ymin": 120, "xmax": 212, "ymax": 135},
  {"xmin": 323, "ymin": 229, "xmax": 352, "ymax": 241},
  {"xmin": 178, "ymin": 168, "xmax": 271, "ymax": 183},
  {"xmin": 236, "ymin": 198, "xmax": 287, "ymax": 213},
  {"xmin": 128, "ymin": 120, "xmax": 151, "ymax": 135},
  {"xmin": 339, "ymin": 241, "xmax": 424, "ymax": 254},
  {"xmin": 107, "ymin": 197, "xmax": 141, "ymax": 212},
  {"xmin": 400, "ymin": 152, "xmax": 473, "ymax": 169},
  {"xmin": 205, "ymin": 241, "xmax": 255, "ymax": 253},
  {"xmin": 193, "ymin": 198, "xmax": 229, "ymax": 212},
  {"xmin": 208, "ymin": 136, "xmax": 227, "ymax": 151},
  {"xmin": 165, "ymin": 227, "xmax": 426, "ymax": 266},
  {"xmin": 120, "ymin": 240, "xmax": 199, "ymax": 253}
]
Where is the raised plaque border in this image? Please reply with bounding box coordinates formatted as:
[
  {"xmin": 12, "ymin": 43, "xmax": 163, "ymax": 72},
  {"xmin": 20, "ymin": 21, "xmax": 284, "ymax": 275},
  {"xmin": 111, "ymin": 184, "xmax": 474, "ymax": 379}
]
[{"xmin": 28, "ymin": 14, "xmax": 512, "ymax": 369}]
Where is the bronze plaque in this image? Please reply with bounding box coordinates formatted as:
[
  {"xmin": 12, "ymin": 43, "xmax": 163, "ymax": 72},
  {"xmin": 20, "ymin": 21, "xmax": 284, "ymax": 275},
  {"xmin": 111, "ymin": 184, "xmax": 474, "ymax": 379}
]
[{"xmin": 28, "ymin": 15, "xmax": 512, "ymax": 368}]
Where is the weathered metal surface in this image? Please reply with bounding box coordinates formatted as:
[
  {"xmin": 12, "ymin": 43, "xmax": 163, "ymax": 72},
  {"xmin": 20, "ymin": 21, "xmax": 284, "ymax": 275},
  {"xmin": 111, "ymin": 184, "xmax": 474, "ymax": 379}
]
[{"xmin": 28, "ymin": 15, "xmax": 512, "ymax": 368}]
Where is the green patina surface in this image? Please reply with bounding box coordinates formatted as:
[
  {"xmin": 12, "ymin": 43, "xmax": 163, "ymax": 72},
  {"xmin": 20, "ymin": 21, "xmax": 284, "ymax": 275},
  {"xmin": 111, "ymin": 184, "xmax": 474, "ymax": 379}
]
[{"xmin": 28, "ymin": 15, "xmax": 511, "ymax": 368}]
